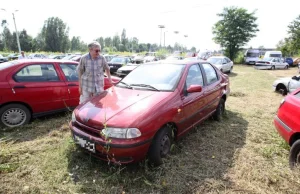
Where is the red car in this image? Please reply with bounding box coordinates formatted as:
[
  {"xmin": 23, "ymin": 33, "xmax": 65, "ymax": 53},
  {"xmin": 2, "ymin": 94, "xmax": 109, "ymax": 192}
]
[
  {"xmin": 0, "ymin": 59, "xmax": 120, "ymax": 128},
  {"xmin": 274, "ymin": 88, "xmax": 300, "ymax": 168},
  {"xmin": 70, "ymin": 60, "xmax": 230, "ymax": 165}
]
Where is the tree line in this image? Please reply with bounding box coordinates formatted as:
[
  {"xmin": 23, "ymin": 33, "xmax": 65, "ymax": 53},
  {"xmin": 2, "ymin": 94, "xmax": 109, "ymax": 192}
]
[{"xmin": 0, "ymin": 17, "xmax": 195, "ymax": 53}]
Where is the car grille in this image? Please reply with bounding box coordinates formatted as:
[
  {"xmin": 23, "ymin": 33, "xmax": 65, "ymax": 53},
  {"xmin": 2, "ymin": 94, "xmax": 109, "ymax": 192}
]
[{"xmin": 74, "ymin": 121, "xmax": 103, "ymax": 138}]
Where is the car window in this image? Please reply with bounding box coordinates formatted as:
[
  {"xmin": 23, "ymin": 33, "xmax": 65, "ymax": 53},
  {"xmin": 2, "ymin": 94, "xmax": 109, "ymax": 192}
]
[
  {"xmin": 186, "ymin": 64, "xmax": 204, "ymax": 88},
  {"xmin": 202, "ymin": 63, "xmax": 218, "ymax": 85},
  {"xmin": 60, "ymin": 64, "xmax": 78, "ymax": 81},
  {"xmin": 14, "ymin": 64, "xmax": 59, "ymax": 82},
  {"xmin": 225, "ymin": 58, "xmax": 231, "ymax": 63}
]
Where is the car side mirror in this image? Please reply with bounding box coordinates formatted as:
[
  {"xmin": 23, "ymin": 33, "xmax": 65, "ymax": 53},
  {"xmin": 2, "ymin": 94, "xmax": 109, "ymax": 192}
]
[{"xmin": 187, "ymin": 85, "xmax": 202, "ymax": 93}]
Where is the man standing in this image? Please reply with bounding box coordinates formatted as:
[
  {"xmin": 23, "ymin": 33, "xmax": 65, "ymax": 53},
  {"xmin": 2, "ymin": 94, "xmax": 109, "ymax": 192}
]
[
  {"xmin": 77, "ymin": 41, "xmax": 112, "ymax": 104},
  {"xmin": 18, "ymin": 51, "xmax": 27, "ymax": 60}
]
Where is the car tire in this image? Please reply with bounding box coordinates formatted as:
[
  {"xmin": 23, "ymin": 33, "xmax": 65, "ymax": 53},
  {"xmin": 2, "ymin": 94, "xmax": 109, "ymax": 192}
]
[
  {"xmin": 228, "ymin": 67, "xmax": 233, "ymax": 73},
  {"xmin": 284, "ymin": 65, "xmax": 289, "ymax": 69},
  {"xmin": 148, "ymin": 126, "xmax": 173, "ymax": 165},
  {"xmin": 212, "ymin": 98, "xmax": 225, "ymax": 121},
  {"xmin": 289, "ymin": 139, "xmax": 300, "ymax": 168},
  {"xmin": 271, "ymin": 66, "xmax": 275, "ymax": 70},
  {"xmin": 276, "ymin": 84, "xmax": 288, "ymax": 95},
  {"xmin": 0, "ymin": 104, "xmax": 31, "ymax": 128}
]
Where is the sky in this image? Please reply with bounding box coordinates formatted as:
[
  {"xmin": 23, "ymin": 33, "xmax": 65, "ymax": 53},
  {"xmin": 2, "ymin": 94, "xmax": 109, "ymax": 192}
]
[{"xmin": 0, "ymin": 0, "xmax": 299, "ymax": 51}]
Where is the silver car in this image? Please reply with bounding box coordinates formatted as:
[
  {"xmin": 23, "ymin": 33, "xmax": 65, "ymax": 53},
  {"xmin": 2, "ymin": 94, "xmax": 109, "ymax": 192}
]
[
  {"xmin": 273, "ymin": 75, "xmax": 300, "ymax": 95},
  {"xmin": 255, "ymin": 57, "xmax": 289, "ymax": 70},
  {"xmin": 207, "ymin": 56, "xmax": 233, "ymax": 73}
]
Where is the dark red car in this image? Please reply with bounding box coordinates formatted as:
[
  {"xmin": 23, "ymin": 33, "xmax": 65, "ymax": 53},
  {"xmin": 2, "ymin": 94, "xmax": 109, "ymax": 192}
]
[
  {"xmin": 274, "ymin": 88, "xmax": 300, "ymax": 168},
  {"xmin": 70, "ymin": 60, "xmax": 230, "ymax": 165},
  {"xmin": 0, "ymin": 59, "xmax": 120, "ymax": 128}
]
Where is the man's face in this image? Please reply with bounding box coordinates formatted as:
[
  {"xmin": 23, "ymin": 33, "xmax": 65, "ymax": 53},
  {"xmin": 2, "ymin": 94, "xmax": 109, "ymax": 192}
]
[
  {"xmin": 90, "ymin": 46, "xmax": 101, "ymax": 58},
  {"xmin": 21, "ymin": 52, "xmax": 24, "ymax": 56}
]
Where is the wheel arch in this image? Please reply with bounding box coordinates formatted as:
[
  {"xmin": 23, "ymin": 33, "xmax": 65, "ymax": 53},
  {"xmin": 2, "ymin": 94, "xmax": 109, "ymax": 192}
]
[
  {"xmin": 0, "ymin": 101, "xmax": 33, "ymax": 115},
  {"xmin": 289, "ymin": 132, "xmax": 300, "ymax": 146}
]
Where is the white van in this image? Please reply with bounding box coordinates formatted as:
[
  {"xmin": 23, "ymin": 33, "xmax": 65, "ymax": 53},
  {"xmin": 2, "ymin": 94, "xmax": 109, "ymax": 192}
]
[
  {"xmin": 244, "ymin": 49, "xmax": 260, "ymax": 65},
  {"xmin": 264, "ymin": 51, "xmax": 282, "ymax": 58}
]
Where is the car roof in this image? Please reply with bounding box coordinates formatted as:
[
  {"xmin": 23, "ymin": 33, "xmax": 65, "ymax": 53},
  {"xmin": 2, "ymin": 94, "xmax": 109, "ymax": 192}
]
[
  {"xmin": 13, "ymin": 59, "xmax": 78, "ymax": 64},
  {"xmin": 146, "ymin": 60, "xmax": 207, "ymax": 66}
]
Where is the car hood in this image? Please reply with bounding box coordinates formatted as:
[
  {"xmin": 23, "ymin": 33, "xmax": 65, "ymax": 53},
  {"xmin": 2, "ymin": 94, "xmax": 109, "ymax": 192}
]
[
  {"xmin": 273, "ymin": 77, "xmax": 291, "ymax": 85},
  {"xmin": 118, "ymin": 64, "xmax": 138, "ymax": 71},
  {"xmin": 75, "ymin": 87, "xmax": 171, "ymax": 128}
]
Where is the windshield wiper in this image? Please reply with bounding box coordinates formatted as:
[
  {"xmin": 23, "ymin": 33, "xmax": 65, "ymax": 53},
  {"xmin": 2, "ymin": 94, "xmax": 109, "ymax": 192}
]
[
  {"xmin": 130, "ymin": 84, "xmax": 160, "ymax": 91},
  {"xmin": 118, "ymin": 81, "xmax": 133, "ymax": 89}
]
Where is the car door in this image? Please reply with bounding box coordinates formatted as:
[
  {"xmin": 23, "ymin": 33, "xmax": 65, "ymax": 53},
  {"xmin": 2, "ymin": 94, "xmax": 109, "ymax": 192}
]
[
  {"xmin": 59, "ymin": 63, "xmax": 80, "ymax": 107},
  {"xmin": 8, "ymin": 63, "xmax": 69, "ymax": 114},
  {"xmin": 177, "ymin": 64, "xmax": 206, "ymax": 136},
  {"xmin": 201, "ymin": 63, "xmax": 222, "ymax": 115},
  {"xmin": 222, "ymin": 58, "xmax": 229, "ymax": 72}
]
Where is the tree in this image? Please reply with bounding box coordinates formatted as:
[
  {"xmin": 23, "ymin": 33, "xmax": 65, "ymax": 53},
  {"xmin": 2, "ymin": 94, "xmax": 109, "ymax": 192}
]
[
  {"xmin": 96, "ymin": 37, "xmax": 104, "ymax": 49},
  {"xmin": 121, "ymin": 28, "xmax": 128, "ymax": 52},
  {"xmin": 104, "ymin": 37, "xmax": 112, "ymax": 48},
  {"xmin": 2, "ymin": 27, "xmax": 13, "ymax": 51},
  {"xmin": 287, "ymin": 15, "xmax": 300, "ymax": 54},
  {"xmin": 41, "ymin": 17, "xmax": 70, "ymax": 52},
  {"xmin": 212, "ymin": 7, "xmax": 259, "ymax": 60},
  {"xmin": 17, "ymin": 30, "xmax": 33, "ymax": 52},
  {"xmin": 112, "ymin": 34, "xmax": 121, "ymax": 51},
  {"xmin": 190, "ymin": 47, "xmax": 196, "ymax": 52}
]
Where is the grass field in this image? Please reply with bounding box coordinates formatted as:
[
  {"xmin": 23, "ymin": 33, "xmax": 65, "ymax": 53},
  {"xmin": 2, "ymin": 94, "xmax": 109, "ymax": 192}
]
[{"xmin": 1, "ymin": 65, "xmax": 300, "ymax": 194}]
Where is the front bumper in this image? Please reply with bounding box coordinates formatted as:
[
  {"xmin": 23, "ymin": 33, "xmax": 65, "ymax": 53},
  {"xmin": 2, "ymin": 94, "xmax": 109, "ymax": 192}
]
[
  {"xmin": 274, "ymin": 115, "xmax": 294, "ymax": 144},
  {"xmin": 69, "ymin": 122, "xmax": 151, "ymax": 164}
]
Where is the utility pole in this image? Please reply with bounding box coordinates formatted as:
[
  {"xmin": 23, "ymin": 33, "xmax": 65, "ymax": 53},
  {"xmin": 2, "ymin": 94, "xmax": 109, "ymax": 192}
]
[{"xmin": 158, "ymin": 25, "xmax": 165, "ymax": 48}]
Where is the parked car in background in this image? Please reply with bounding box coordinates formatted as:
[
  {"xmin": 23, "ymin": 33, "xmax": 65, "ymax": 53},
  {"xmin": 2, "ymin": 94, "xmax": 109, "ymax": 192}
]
[
  {"xmin": 197, "ymin": 51, "xmax": 212, "ymax": 60},
  {"xmin": 207, "ymin": 56, "xmax": 233, "ymax": 73},
  {"xmin": 285, "ymin": 57, "xmax": 294, "ymax": 66},
  {"xmin": 183, "ymin": 57, "xmax": 200, "ymax": 62},
  {"xmin": 27, "ymin": 53, "xmax": 48, "ymax": 59},
  {"xmin": 116, "ymin": 59, "xmax": 144, "ymax": 77},
  {"xmin": 254, "ymin": 57, "xmax": 289, "ymax": 70},
  {"xmin": 48, "ymin": 55, "xmax": 66, "ymax": 60},
  {"xmin": 108, "ymin": 56, "xmax": 132, "ymax": 73},
  {"xmin": 71, "ymin": 55, "xmax": 82, "ymax": 62},
  {"xmin": 298, "ymin": 63, "xmax": 300, "ymax": 73},
  {"xmin": 165, "ymin": 56, "xmax": 184, "ymax": 61},
  {"xmin": 274, "ymin": 88, "xmax": 300, "ymax": 168},
  {"xmin": 0, "ymin": 54, "xmax": 9, "ymax": 63},
  {"xmin": 103, "ymin": 54, "xmax": 117, "ymax": 63},
  {"xmin": 0, "ymin": 59, "xmax": 120, "ymax": 128},
  {"xmin": 61, "ymin": 55, "xmax": 79, "ymax": 60},
  {"xmin": 70, "ymin": 60, "xmax": 230, "ymax": 165},
  {"xmin": 244, "ymin": 49, "xmax": 260, "ymax": 65},
  {"xmin": 273, "ymin": 75, "xmax": 300, "ymax": 95},
  {"xmin": 7, "ymin": 53, "xmax": 19, "ymax": 61},
  {"xmin": 143, "ymin": 52, "xmax": 159, "ymax": 63}
]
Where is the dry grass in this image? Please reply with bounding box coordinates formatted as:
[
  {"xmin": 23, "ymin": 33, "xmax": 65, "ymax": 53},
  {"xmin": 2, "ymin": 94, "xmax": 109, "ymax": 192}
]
[{"xmin": 1, "ymin": 65, "xmax": 300, "ymax": 194}]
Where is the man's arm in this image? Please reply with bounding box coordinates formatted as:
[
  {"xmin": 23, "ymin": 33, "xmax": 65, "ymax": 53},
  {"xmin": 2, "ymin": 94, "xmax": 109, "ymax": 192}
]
[
  {"xmin": 77, "ymin": 57, "xmax": 85, "ymax": 94},
  {"xmin": 103, "ymin": 57, "xmax": 112, "ymax": 84}
]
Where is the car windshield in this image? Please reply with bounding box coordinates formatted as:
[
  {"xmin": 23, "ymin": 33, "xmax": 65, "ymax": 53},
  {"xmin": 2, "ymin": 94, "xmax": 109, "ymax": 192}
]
[
  {"xmin": 110, "ymin": 57, "xmax": 125, "ymax": 63},
  {"xmin": 0, "ymin": 61, "xmax": 21, "ymax": 71},
  {"xmin": 207, "ymin": 58, "xmax": 223, "ymax": 64},
  {"xmin": 246, "ymin": 52, "xmax": 259, "ymax": 57},
  {"xmin": 118, "ymin": 63, "xmax": 185, "ymax": 91}
]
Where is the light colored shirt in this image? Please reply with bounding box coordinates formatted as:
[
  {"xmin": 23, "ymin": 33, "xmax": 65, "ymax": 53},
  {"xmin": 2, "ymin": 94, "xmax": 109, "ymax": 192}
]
[
  {"xmin": 77, "ymin": 53, "xmax": 110, "ymax": 93},
  {"xmin": 18, "ymin": 55, "xmax": 27, "ymax": 60}
]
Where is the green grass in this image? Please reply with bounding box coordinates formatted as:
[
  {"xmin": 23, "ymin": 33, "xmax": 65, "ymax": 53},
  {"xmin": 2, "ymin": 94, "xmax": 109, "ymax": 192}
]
[{"xmin": 1, "ymin": 65, "xmax": 300, "ymax": 193}]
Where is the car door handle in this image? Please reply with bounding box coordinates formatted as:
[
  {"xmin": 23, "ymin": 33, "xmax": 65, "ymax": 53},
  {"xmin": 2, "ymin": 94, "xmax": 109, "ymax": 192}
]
[
  {"xmin": 13, "ymin": 85, "xmax": 26, "ymax": 88},
  {"xmin": 68, "ymin": 83, "xmax": 78, "ymax": 86}
]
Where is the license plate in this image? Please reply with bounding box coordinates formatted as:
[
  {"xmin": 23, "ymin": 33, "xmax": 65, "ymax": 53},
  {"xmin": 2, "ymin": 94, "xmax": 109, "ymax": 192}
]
[{"xmin": 74, "ymin": 135, "xmax": 95, "ymax": 153}]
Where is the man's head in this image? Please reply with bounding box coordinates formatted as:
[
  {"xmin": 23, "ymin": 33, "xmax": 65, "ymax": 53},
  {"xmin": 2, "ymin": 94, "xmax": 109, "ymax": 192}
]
[
  {"xmin": 88, "ymin": 41, "xmax": 101, "ymax": 58},
  {"xmin": 21, "ymin": 51, "xmax": 25, "ymax": 56}
]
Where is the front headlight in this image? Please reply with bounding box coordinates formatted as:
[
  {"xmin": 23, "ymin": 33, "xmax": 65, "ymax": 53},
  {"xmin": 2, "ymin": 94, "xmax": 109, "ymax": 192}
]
[
  {"xmin": 102, "ymin": 127, "xmax": 141, "ymax": 139},
  {"xmin": 71, "ymin": 111, "xmax": 76, "ymax": 122}
]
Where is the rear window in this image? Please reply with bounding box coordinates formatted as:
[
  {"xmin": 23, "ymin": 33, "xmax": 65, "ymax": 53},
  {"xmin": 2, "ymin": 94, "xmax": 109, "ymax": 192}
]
[
  {"xmin": 270, "ymin": 54, "xmax": 281, "ymax": 57},
  {"xmin": 0, "ymin": 61, "xmax": 21, "ymax": 71}
]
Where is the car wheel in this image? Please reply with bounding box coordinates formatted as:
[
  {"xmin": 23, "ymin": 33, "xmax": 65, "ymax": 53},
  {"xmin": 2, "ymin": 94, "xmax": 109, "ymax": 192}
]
[
  {"xmin": 276, "ymin": 84, "xmax": 288, "ymax": 95},
  {"xmin": 285, "ymin": 65, "xmax": 289, "ymax": 69},
  {"xmin": 0, "ymin": 104, "xmax": 31, "ymax": 128},
  {"xmin": 212, "ymin": 98, "xmax": 225, "ymax": 121},
  {"xmin": 289, "ymin": 139, "xmax": 300, "ymax": 168},
  {"xmin": 271, "ymin": 66, "xmax": 275, "ymax": 70},
  {"xmin": 229, "ymin": 67, "xmax": 233, "ymax": 73},
  {"xmin": 148, "ymin": 126, "xmax": 173, "ymax": 165}
]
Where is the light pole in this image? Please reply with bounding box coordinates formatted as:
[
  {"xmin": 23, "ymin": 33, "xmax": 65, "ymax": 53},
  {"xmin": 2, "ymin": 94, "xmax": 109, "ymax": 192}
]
[
  {"xmin": 1, "ymin": 8, "xmax": 21, "ymax": 53},
  {"xmin": 184, "ymin": 34, "xmax": 188, "ymax": 52},
  {"xmin": 164, "ymin": 31, "xmax": 168, "ymax": 48},
  {"xmin": 158, "ymin": 25, "xmax": 165, "ymax": 48},
  {"xmin": 174, "ymin": 31, "xmax": 179, "ymax": 51}
]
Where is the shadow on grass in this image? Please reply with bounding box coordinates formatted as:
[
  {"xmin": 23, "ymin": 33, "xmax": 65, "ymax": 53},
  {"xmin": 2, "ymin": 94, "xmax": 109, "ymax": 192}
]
[
  {"xmin": 228, "ymin": 72, "xmax": 238, "ymax": 77},
  {"xmin": 65, "ymin": 110, "xmax": 248, "ymax": 194},
  {"xmin": 0, "ymin": 111, "xmax": 72, "ymax": 143}
]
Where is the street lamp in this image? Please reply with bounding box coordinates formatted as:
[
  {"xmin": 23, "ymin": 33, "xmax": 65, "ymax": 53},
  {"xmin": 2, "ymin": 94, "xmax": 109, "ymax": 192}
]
[
  {"xmin": 158, "ymin": 25, "xmax": 165, "ymax": 48},
  {"xmin": 1, "ymin": 8, "xmax": 21, "ymax": 53},
  {"xmin": 184, "ymin": 34, "xmax": 188, "ymax": 52},
  {"xmin": 174, "ymin": 31, "xmax": 179, "ymax": 50},
  {"xmin": 164, "ymin": 31, "xmax": 168, "ymax": 48}
]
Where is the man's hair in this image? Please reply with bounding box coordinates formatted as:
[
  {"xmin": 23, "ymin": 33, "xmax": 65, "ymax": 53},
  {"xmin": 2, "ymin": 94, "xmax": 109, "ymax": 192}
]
[{"xmin": 88, "ymin": 41, "xmax": 101, "ymax": 49}]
